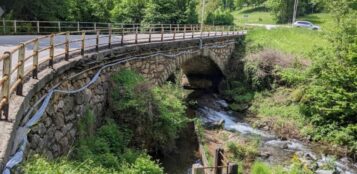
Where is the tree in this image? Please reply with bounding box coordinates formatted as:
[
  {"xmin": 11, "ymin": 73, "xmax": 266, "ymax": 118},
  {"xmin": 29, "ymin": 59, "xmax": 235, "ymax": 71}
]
[
  {"xmin": 142, "ymin": 0, "xmax": 198, "ymax": 24},
  {"xmin": 184, "ymin": 0, "xmax": 199, "ymax": 24},
  {"xmin": 111, "ymin": 0, "xmax": 147, "ymax": 23},
  {"xmin": 266, "ymin": 0, "xmax": 322, "ymax": 23},
  {"xmin": 0, "ymin": 0, "xmax": 72, "ymax": 20},
  {"xmin": 301, "ymin": 0, "xmax": 357, "ymax": 151},
  {"xmin": 205, "ymin": 8, "xmax": 234, "ymax": 25}
]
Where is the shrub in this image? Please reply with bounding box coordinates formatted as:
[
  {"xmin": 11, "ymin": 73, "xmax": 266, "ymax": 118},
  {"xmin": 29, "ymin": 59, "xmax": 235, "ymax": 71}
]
[
  {"xmin": 244, "ymin": 49, "xmax": 297, "ymax": 90},
  {"xmin": 205, "ymin": 8, "xmax": 234, "ymax": 25},
  {"xmin": 110, "ymin": 69, "xmax": 187, "ymax": 152},
  {"xmin": 120, "ymin": 155, "xmax": 163, "ymax": 174},
  {"xmin": 251, "ymin": 161, "xmax": 272, "ymax": 174}
]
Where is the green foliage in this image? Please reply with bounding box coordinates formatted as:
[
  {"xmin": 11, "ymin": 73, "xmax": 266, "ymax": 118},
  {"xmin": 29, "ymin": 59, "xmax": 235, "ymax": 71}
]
[
  {"xmin": 251, "ymin": 161, "xmax": 273, "ymax": 174},
  {"xmin": 23, "ymin": 116, "xmax": 163, "ymax": 174},
  {"xmin": 299, "ymin": 0, "xmax": 357, "ymax": 153},
  {"xmin": 23, "ymin": 155, "xmax": 116, "ymax": 174},
  {"xmin": 227, "ymin": 140, "xmax": 259, "ymax": 160},
  {"xmin": 232, "ymin": 6, "xmax": 276, "ymax": 25},
  {"xmin": 277, "ymin": 68, "xmax": 307, "ymax": 86},
  {"xmin": 246, "ymin": 28, "xmax": 330, "ymax": 57},
  {"xmin": 2, "ymin": 0, "xmax": 198, "ymax": 24},
  {"xmin": 120, "ymin": 155, "xmax": 163, "ymax": 174},
  {"xmin": 266, "ymin": 0, "xmax": 322, "ymax": 23},
  {"xmin": 250, "ymin": 160, "xmax": 313, "ymax": 174},
  {"xmin": 111, "ymin": 69, "xmax": 187, "ymax": 152},
  {"xmin": 142, "ymin": 0, "xmax": 198, "ymax": 24},
  {"xmin": 111, "ymin": 0, "xmax": 147, "ymax": 23},
  {"xmin": 205, "ymin": 8, "xmax": 234, "ymax": 25}
]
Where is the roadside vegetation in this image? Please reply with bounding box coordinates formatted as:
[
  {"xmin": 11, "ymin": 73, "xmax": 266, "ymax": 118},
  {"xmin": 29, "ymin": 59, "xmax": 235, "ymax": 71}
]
[
  {"xmin": 22, "ymin": 70, "xmax": 188, "ymax": 174},
  {"xmin": 225, "ymin": 0, "xmax": 357, "ymax": 163}
]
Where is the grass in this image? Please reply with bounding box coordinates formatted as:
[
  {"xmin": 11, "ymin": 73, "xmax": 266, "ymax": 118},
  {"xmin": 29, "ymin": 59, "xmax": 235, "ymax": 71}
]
[
  {"xmin": 232, "ymin": 6, "xmax": 276, "ymax": 25},
  {"xmin": 246, "ymin": 27, "xmax": 330, "ymax": 57}
]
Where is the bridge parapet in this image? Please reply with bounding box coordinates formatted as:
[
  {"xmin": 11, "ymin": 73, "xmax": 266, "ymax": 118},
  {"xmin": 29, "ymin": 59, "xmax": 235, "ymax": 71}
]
[
  {"xmin": 0, "ymin": 24, "xmax": 245, "ymax": 121},
  {"xmin": 0, "ymin": 24, "xmax": 244, "ymax": 172}
]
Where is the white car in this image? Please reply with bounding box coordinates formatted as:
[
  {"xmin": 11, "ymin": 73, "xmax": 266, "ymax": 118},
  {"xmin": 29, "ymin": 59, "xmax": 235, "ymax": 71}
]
[{"xmin": 293, "ymin": 21, "xmax": 320, "ymax": 30}]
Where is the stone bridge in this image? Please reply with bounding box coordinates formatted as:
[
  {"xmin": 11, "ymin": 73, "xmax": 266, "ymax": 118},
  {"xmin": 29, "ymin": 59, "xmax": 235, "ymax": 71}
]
[{"xmin": 0, "ymin": 27, "xmax": 244, "ymax": 171}]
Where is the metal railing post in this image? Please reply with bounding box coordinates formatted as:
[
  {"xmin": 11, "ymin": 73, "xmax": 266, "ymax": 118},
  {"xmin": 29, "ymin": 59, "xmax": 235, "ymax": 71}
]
[
  {"xmin": 108, "ymin": 25, "xmax": 112, "ymax": 48},
  {"xmin": 81, "ymin": 31, "xmax": 85, "ymax": 55},
  {"xmin": 33, "ymin": 38, "xmax": 39, "ymax": 78},
  {"xmin": 200, "ymin": 24, "xmax": 203, "ymax": 38},
  {"xmin": 14, "ymin": 20, "xmax": 17, "ymax": 33},
  {"xmin": 183, "ymin": 25, "xmax": 186, "ymax": 39},
  {"xmin": 94, "ymin": 22, "xmax": 97, "ymax": 31},
  {"xmin": 49, "ymin": 34, "xmax": 54, "ymax": 67},
  {"xmin": 65, "ymin": 31, "xmax": 69, "ymax": 61},
  {"xmin": 161, "ymin": 24, "xmax": 164, "ymax": 41},
  {"xmin": 149, "ymin": 27, "xmax": 152, "ymax": 43},
  {"xmin": 135, "ymin": 27, "xmax": 138, "ymax": 44},
  {"xmin": 121, "ymin": 25, "xmax": 124, "ymax": 46},
  {"xmin": 16, "ymin": 43, "xmax": 25, "ymax": 96},
  {"xmin": 2, "ymin": 18, "xmax": 5, "ymax": 34},
  {"xmin": 96, "ymin": 30, "xmax": 100, "ymax": 51},
  {"xmin": 215, "ymin": 26, "xmax": 217, "ymax": 36},
  {"xmin": 58, "ymin": 21, "xmax": 61, "ymax": 32},
  {"xmin": 173, "ymin": 27, "xmax": 176, "ymax": 40},
  {"xmin": 1, "ymin": 52, "xmax": 11, "ymax": 120},
  {"xmin": 37, "ymin": 21, "xmax": 40, "ymax": 34},
  {"xmin": 208, "ymin": 26, "xmax": 211, "ymax": 37},
  {"xmin": 77, "ymin": 22, "xmax": 80, "ymax": 32}
]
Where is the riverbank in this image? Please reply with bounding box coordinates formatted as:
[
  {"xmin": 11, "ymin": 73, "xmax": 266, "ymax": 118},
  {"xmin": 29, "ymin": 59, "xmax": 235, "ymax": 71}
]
[{"xmin": 191, "ymin": 92, "xmax": 357, "ymax": 174}]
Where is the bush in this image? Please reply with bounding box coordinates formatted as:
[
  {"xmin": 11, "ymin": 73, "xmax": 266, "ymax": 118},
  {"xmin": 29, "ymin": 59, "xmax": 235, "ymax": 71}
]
[
  {"xmin": 23, "ymin": 116, "xmax": 163, "ymax": 174},
  {"xmin": 205, "ymin": 8, "xmax": 234, "ymax": 25},
  {"xmin": 251, "ymin": 161, "xmax": 273, "ymax": 174},
  {"xmin": 243, "ymin": 49, "xmax": 297, "ymax": 90},
  {"xmin": 226, "ymin": 141, "xmax": 258, "ymax": 160},
  {"xmin": 110, "ymin": 69, "xmax": 187, "ymax": 152}
]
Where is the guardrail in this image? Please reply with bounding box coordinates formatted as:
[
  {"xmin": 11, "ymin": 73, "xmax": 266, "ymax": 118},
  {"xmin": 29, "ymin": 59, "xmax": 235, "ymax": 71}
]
[
  {"xmin": 0, "ymin": 19, "xmax": 248, "ymax": 35},
  {"xmin": 0, "ymin": 23, "xmax": 244, "ymax": 121}
]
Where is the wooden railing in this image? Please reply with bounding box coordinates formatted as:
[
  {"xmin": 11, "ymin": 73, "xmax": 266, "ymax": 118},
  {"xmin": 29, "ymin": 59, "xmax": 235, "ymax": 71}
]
[
  {"xmin": 192, "ymin": 148, "xmax": 238, "ymax": 174},
  {"xmin": 0, "ymin": 19, "xmax": 247, "ymax": 35},
  {"xmin": 0, "ymin": 23, "xmax": 244, "ymax": 120}
]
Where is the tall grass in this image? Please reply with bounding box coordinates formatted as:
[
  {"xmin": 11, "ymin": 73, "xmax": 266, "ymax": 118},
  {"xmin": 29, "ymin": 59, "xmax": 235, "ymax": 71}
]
[{"xmin": 246, "ymin": 28, "xmax": 330, "ymax": 57}]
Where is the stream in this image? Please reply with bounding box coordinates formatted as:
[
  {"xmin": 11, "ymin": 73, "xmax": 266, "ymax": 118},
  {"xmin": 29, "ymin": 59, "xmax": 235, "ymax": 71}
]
[{"xmin": 194, "ymin": 93, "xmax": 357, "ymax": 174}]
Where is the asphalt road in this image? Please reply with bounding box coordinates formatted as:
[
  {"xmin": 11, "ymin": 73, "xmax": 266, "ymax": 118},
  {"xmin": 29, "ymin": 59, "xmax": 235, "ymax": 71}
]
[{"xmin": 0, "ymin": 32, "xmax": 242, "ymax": 81}]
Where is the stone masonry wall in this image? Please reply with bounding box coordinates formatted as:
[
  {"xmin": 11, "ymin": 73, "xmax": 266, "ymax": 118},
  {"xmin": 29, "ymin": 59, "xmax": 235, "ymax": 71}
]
[{"xmin": 0, "ymin": 37, "xmax": 240, "ymax": 169}]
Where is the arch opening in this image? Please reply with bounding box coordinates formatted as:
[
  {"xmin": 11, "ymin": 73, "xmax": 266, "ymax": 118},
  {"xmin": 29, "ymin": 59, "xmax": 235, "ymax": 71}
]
[{"xmin": 180, "ymin": 56, "xmax": 224, "ymax": 92}]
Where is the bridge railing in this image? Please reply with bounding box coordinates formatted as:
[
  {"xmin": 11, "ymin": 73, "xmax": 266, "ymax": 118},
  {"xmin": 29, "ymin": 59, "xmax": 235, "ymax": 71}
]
[
  {"xmin": 0, "ymin": 23, "xmax": 245, "ymax": 120},
  {"xmin": 0, "ymin": 19, "xmax": 247, "ymax": 35}
]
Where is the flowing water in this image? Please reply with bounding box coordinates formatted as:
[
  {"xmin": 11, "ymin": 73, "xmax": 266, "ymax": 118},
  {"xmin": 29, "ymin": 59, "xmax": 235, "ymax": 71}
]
[{"xmin": 194, "ymin": 93, "xmax": 357, "ymax": 174}]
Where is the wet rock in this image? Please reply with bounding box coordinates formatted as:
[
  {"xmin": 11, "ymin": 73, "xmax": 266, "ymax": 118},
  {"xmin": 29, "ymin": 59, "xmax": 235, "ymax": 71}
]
[
  {"xmin": 304, "ymin": 152, "xmax": 318, "ymax": 161},
  {"xmin": 259, "ymin": 151, "xmax": 271, "ymax": 159},
  {"xmin": 206, "ymin": 119, "xmax": 225, "ymax": 129},
  {"xmin": 265, "ymin": 140, "xmax": 289, "ymax": 149},
  {"xmin": 315, "ymin": 169, "xmax": 337, "ymax": 174}
]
